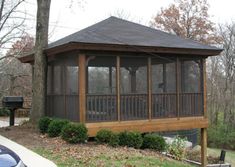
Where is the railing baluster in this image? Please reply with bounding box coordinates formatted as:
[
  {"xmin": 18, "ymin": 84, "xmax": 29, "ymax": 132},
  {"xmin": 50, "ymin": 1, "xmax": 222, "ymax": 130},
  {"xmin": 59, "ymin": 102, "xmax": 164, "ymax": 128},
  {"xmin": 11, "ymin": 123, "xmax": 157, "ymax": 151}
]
[{"xmin": 86, "ymin": 93, "xmax": 202, "ymax": 122}]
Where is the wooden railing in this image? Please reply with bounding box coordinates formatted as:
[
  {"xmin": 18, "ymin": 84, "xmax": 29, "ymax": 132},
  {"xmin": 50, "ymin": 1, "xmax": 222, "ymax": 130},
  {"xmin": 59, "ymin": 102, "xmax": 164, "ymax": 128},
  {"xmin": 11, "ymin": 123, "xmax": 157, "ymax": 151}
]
[
  {"xmin": 47, "ymin": 93, "xmax": 203, "ymax": 122},
  {"xmin": 120, "ymin": 94, "xmax": 147, "ymax": 120},
  {"xmin": 86, "ymin": 94, "xmax": 116, "ymax": 122},
  {"xmin": 85, "ymin": 93, "xmax": 203, "ymax": 122},
  {"xmin": 179, "ymin": 93, "xmax": 203, "ymax": 117},
  {"xmin": 152, "ymin": 93, "xmax": 177, "ymax": 118},
  {"xmin": 152, "ymin": 93, "xmax": 203, "ymax": 118}
]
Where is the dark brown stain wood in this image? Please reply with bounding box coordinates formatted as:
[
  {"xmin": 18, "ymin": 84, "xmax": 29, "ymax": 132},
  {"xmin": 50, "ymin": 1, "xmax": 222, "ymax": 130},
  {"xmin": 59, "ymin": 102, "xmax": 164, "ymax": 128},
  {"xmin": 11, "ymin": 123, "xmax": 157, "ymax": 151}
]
[
  {"xmin": 19, "ymin": 42, "xmax": 221, "ymax": 63},
  {"xmin": 62, "ymin": 64, "xmax": 67, "ymax": 118},
  {"xmin": 116, "ymin": 56, "xmax": 120, "ymax": 122},
  {"xmin": 148, "ymin": 57, "xmax": 152, "ymax": 121},
  {"xmin": 163, "ymin": 63, "xmax": 166, "ymax": 92},
  {"xmin": 176, "ymin": 57, "xmax": 180, "ymax": 119},
  {"xmin": 79, "ymin": 54, "xmax": 86, "ymax": 123},
  {"xmin": 202, "ymin": 59, "xmax": 207, "ymax": 118}
]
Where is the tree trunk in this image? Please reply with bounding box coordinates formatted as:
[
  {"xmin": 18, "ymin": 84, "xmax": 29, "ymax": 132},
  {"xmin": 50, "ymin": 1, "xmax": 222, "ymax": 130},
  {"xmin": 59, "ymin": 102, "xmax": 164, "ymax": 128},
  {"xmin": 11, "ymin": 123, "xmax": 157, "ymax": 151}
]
[{"xmin": 30, "ymin": 0, "xmax": 51, "ymax": 122}]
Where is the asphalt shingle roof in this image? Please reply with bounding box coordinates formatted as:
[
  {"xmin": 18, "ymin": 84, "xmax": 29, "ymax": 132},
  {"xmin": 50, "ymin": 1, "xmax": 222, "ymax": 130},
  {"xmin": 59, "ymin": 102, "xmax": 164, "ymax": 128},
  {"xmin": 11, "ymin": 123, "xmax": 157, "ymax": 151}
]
[{"xmin": 49, "ymin": 16, "xmax": 220, "ymax": 51}]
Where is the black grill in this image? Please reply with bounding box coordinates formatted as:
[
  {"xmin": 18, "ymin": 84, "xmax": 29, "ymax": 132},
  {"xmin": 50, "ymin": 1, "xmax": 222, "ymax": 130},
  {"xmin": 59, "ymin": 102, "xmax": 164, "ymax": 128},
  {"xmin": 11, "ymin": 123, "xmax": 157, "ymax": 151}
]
[
  {"xmin": 2, "ymin": 96, "xmax": 23, "ymax": 109},
  {"xmin": 2, "ymin": 96, "xmax": 24, "ymax": 126}
]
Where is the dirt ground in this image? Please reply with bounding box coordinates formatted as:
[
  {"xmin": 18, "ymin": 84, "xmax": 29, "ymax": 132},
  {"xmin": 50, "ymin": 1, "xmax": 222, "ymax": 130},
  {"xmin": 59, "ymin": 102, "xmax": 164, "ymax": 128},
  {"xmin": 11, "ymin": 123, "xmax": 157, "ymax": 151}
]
[
  {"xmin": 0, "ymin": 122, "xmax": 49, "ymax": 148},
  {"xmin": 0, "ymin": 123, "xmax": 167, "ymax": 162}
]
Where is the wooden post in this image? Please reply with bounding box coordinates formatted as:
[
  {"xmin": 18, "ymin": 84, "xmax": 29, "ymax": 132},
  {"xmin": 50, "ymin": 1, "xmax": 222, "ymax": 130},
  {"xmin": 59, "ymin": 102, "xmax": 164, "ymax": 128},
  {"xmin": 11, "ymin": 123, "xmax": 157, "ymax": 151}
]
[
  {"xmin": 201, "ymin": 128, "xmax": 207, "ymax": 167},
  {"xmin": 86, "ymin": 66, "xmax": 89, "ymax": 94},
  {"xmin": 109, "ymin": 67, "xmax": 112, "ymax": 93},
  {"xmin": 116, "ymin": 56, "xmax": 121, "ymax": 121},
  {"xmin": 62, "ymin": 63, "xmax": 67, "ymax": 118},
  {"xmin": 202, "ymin": 59, "xmax": 207, "ymax": 118},
  {"xmin": 79, "ymin": 54, "xmax": 86, "ymax": 123},
  {"xmin": 148, "ymin": 57, "xmax": 152, "ymax": 121},
  {"xmin": 176, "ymin": 57, "xmax": 180, "ymax": 119},
  {"xmin": 163, "ymin": 63, "xmax": 167, "ymax": 92},
  {"xmin": 50, "ymin": 64, "xmax": 54, "ymax": 116}
]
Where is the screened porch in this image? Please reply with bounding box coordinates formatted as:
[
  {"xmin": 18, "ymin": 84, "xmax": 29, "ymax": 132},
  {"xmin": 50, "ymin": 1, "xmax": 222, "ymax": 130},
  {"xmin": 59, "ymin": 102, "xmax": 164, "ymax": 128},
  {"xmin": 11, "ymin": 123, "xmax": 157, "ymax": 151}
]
[{"xmin": 46, "ymin": 53, "xmax": 204, "ymax": 124}]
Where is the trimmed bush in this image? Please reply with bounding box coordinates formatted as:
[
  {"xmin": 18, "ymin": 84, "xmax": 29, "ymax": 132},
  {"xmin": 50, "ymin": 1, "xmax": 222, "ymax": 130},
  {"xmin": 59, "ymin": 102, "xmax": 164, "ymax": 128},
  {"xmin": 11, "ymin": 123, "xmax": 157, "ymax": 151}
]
[
  {"xmin": 47, "ymin": 119, "xmax": 69, "ymax": 137},
  {"xmin": 119, "ymin": 131, "xmax": 143, "ymax": 149},
  {"xmin": 142, "ymin": 134, "xmax": 166, "ymax": 151},
  {"xmin": 61, "ymin": 123, "xmax": 88, "ymax": 143},
  {"xmin": 38, "ymin": 117, "xmax": 52, "ymax": 133},
  {"xmin": 95, "ymin": 129, "xmax": 113, "ymax": 143},
  {"xmin": 119, "ymin": 131, "xmax": 129, "ymax": 146},
  {"xmin": 108, "ymin": 133, "xmax": 120, "ymax": 147}
]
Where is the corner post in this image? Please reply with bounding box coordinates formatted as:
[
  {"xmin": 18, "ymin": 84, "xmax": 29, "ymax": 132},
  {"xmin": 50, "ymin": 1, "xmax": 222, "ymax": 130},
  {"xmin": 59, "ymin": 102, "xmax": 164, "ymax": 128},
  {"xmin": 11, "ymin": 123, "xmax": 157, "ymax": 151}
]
[
  {"xmin": 147, "ymin": 57, "xmax": 152, "ymax": 121},
  {"xmin": 201, "ymin": 128, "xmax": 207, "ymax": 167},
  {"xmin": 202, "ymin": 58, "xmax": 207, "ymax": 118},
  {"xmin": 116, "ymin": 56, "xmax": 121, "ymax": 121},
  {"xmin": 201, "ymin": 58, "xmax": 207, "ymax": 167},
  {"xmin": 79, "ymin": 54, "xmax": 86, "ymax": 123}
]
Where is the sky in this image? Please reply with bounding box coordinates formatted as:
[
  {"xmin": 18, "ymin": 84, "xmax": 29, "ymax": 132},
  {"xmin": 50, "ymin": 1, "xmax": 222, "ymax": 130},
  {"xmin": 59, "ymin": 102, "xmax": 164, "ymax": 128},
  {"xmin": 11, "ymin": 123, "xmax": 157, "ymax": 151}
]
[{"xmin": 22, "ymin": 0, "xmax": 235, "ymax": 43}]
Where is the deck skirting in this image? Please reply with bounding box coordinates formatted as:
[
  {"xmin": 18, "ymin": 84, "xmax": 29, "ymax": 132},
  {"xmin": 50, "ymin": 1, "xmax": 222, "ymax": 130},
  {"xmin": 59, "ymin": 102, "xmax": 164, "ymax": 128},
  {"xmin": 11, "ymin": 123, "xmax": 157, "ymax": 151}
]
[{"xmin": 86, "ymin": 116, "xmax": 208, "ymax": 136}]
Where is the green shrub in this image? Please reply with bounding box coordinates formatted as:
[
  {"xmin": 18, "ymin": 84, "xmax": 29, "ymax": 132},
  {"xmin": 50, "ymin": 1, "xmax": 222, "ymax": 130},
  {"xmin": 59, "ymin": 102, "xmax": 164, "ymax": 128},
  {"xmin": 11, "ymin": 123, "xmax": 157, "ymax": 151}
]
[
  {"xmin": 167, "ymin": 136, "xmax": 186, "ymax": 160},
  {"xmin": 108, "ymin": 133, "xmax": 120, "ymax": 147},
  {"xmin": 119, "ymin": 131, "xmax": 143, "ymax": 149},
  {"xmin": 38, "ymin": 117, "xmax": 52, "ymax": 133},
  {"xmin": 142, "ymin": 134, "xmax": 166, "ymax": 151},
  {"xmin": 95, "ymin": 129, "xmax": 113, "ymax": 144},
  {"xmin": 61, "ymin": 123, "xmax": 88, "ymax": 143},
  {"xmin": 47, "ymin": 119, "xmax": 69, "ymax": 137},
  {"xmin": 0, "ymin": 108, "xmax": 9, "ymax": 116},
  {"xmin": 118, "ymin": 131, "xmax": 129, "ymax": 146}
]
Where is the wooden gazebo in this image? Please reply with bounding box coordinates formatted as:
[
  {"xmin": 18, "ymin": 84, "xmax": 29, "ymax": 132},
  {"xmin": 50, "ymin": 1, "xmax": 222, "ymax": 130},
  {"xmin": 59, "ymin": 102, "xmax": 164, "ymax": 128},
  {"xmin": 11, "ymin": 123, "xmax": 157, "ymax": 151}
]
[{"xmin": 20, "ymin": 17, "xmax": 222, "ymax": 166}]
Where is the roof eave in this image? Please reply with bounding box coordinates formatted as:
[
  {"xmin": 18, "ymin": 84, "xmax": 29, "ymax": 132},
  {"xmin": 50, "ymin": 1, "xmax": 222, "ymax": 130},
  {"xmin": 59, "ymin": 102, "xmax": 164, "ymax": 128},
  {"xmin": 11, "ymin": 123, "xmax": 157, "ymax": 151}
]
[{"xmin": 19, "ymin": 42, "xmax": 223, "ymax": 63}]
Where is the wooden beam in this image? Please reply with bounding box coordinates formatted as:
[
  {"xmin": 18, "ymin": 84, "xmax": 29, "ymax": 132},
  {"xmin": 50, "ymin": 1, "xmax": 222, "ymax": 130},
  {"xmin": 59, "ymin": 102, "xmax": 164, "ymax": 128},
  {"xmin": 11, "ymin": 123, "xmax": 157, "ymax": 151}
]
[
  {"xmin": 79, "ymin": 54, "xmax": 86, "ymax": 123},
  {"xmin": 176, "ymin": 57, "xmax": 180, "ymax": 119},
  {"xmin": 86, "ymin": 117, "xmax": 208, "ymax": 137},
  {"xmin": 116, "ymin": 56, "xmax": 120, "ymax": 121},
  {"xmin": 109, "ymin": 67, "xmax": 112, "ymax": 93},
  {"xmin": 86, "ymin": 66, "xmax": 89, "ymax": 94},
  {"xmin": 202, "ymin": 59, "xmax": 207, "ymax": 118},
  {"xmin": 148, "ymin": 57, "xmax": 152, "ymax": 121},
  {"xmin": 19, "ymin": 42, "xmax": 221, "ymax": 64},
  {"xmin": 63, "ymin": 63, "xmax": 67, "ymax": 118},
  {"xmin": 163, "ymin": 63, "xmax": 166, "ymax": 92},
  {"xmin": 50, "ymin": 64, "xmax": 54, "ymax": 116},
  {"xmin": 201, "ymin": 128, "xmax": 207, "ymax": 167}
]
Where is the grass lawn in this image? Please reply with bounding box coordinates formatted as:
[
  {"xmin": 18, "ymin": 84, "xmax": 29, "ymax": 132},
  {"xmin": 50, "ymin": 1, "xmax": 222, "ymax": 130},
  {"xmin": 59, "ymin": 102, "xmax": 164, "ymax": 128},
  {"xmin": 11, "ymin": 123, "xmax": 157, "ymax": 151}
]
[
  {"xmin": 34, "ymin": 147, "xmax": 192, "ymax": 167},
  {"xmin": 208, "ymin": 148, "xmax": 235, "ymax": 166}
]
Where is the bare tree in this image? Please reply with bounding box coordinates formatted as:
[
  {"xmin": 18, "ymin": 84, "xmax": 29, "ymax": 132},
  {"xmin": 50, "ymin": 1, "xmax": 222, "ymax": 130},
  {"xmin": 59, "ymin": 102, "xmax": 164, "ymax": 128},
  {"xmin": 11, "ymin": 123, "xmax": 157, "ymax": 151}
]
[
  {"xmin": 0, "ymin": 0, "xmax": 26, "ymax": 51},
  {"xmin": 218, "ymin": 23, "xmax": 235, "ymax": 128},
  {"xmin": 31, "ymin": 0, "xmax": 51, "ymax": 122},
  {"xmin": 0, "ymin": 34, "xmax": 33, "ymax": 99},
  {"xmin": 207, "ymin": 56, "xmax": 223, "ymax": 125}
]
